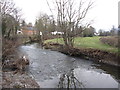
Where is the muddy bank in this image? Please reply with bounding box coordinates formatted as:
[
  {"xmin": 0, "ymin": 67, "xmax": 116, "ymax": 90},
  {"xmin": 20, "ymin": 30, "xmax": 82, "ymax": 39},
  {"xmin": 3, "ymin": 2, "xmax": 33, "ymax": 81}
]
[
  {"xmin": 2, "ymin": 56, "xmax": 40, "ymax": 88},
  {"xmin": 2, "ymin": 71, "xmax": 40, "ymax": 88},
  {"xmin": 2, "ymin": 58, "xmax": 40, "ymax": 88},
  {"xmin": 43, "ymin": 42, "xmax": 119, "ymax": 67},
  {"xmin": 2, "ymin": 38, "xmax": 40, "ymax": 88}
]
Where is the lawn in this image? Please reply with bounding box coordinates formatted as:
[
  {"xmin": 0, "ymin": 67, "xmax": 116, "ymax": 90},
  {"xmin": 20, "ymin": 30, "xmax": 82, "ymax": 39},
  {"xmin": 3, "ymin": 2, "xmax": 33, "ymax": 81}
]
[{"xmin": 45, "ymin": 36, "xmax": 118, "ymax": 53}]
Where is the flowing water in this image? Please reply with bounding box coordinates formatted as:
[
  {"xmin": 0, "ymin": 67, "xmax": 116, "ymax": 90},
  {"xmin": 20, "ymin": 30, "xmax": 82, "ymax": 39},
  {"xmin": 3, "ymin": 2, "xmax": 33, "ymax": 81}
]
[{"xmin": 18, "ymin": 43, "xmax": 119, "ymax": 88}]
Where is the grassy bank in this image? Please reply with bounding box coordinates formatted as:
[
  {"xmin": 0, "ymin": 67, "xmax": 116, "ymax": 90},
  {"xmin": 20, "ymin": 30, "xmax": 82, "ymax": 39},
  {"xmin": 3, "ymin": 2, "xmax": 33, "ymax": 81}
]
[{"xmin": 45, "ymin": 36, "xmax": 118, "ymax": 53}]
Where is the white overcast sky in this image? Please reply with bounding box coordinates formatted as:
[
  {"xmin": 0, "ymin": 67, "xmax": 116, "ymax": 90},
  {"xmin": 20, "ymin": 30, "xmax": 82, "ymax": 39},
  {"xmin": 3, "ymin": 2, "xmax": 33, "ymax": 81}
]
[{"xmin": 13, "ymin": 0, "xmax": 119, "ymax": 31}]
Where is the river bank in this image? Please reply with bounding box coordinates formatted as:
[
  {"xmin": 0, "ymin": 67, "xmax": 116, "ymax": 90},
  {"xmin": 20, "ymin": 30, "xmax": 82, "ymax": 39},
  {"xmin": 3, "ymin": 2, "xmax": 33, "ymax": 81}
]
[
  {"xmin": 2, "ymin": 38, "xmax": 40, "ymax": 88},
  {"xmin": 18, "ymin": 43, "xmax": 119, "ymax": 88},
  {"xmin": 2, "ymin": 59, "xmax": 40, "ymax": 88},
  {"xmin": 2, "ymin": 71, "xmax": 39, "ymax": 88},
  {"xmin": 2, "ymin": 57, "xmax": 40, "ymax": 88},
  {"xmin": 43, "ymin": 42, "xmax": 119, "ymax": 67}
]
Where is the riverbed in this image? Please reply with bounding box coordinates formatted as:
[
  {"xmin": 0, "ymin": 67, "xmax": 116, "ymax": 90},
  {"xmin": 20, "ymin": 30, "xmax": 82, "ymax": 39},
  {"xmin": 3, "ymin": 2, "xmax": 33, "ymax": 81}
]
[{"xmin": 18, "ymin": 43, "xmax": 119, "ymax": 88}]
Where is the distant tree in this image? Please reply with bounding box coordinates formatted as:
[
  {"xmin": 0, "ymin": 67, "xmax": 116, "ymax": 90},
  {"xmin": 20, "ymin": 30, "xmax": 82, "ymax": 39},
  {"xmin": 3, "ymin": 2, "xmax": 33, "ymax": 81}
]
[
  {"xmin": 47, "ymin": 15, "xmax": 56, "ymax": 33},
  {"xmin": 104, "ymin": 31, "xmax": 111, "ymax": 36},
  {"xmin": 35, "ymin": 13, "xmax": 49, "ymax": 44},
  {"xmin": 98, "ymin": 29, "xmax": 111, "ymax": 36},
  {"xmin": 110, "ymin": 25, "xmax": 117, "ymax": 36},
  {"xmin": 28, "ymin": 22, "xmax": 33, "ymax": 27},
  {"xmin": 47, "ymin": 19, "xmax": 56, "ymax": 33},
  {"xmin": 35, "ymin": 13, "xmax": 56, "ymax": 44},
  {"xmin": 21, "ymin": 20, "xmax": 26, "ymax": 27},
  {"xmin": 82, "ymin": 26, "xmax": 95, "ymax": 37},
  {"xmin": 35, "ymin": 19, "xmax": 44, "ymax": 44},
  {"xmin": 98, "ymin": 29, "xmax": 104, "ymax": 36}
]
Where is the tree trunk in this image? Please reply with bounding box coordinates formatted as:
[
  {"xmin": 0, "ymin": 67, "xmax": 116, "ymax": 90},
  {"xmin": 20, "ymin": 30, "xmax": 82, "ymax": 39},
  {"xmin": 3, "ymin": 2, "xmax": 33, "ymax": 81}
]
[{"xmin": 7, "ymin": 29, "xmax": 12, "ymax": 39}]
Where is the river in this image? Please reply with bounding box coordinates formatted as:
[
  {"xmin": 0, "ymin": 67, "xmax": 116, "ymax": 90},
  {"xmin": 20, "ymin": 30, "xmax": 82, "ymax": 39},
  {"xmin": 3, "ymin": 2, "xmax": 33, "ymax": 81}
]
[{"xmin": 18, "ymin": 43, "xmax": 119, "ymax": 88}]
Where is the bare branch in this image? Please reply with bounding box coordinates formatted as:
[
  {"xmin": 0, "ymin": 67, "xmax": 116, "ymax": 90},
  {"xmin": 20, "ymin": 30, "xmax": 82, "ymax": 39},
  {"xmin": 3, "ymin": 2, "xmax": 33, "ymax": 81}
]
[{"xmin": 54, "ymin": 0, "xmax": 94, "ymax": 47}]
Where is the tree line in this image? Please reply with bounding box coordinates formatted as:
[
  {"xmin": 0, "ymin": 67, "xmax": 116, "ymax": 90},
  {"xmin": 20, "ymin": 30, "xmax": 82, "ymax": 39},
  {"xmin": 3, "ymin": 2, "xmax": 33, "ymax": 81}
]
[{"xmin": 98, "ymin": 26, "xmax": 118, "ymax": 36}]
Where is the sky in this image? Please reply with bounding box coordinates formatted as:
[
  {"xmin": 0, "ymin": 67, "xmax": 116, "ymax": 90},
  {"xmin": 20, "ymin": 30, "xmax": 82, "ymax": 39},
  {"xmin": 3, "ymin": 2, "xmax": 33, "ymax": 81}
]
[{"xmin": 13, "ymin": 0, "xmax": 119, "ymax": 31}]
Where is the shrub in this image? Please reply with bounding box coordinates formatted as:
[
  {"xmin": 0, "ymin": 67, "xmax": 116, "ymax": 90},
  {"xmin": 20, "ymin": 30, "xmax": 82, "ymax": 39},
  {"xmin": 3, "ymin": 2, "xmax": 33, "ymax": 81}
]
[
  {"xmin": 2, "ymin": 37, "xmax": 20, "ymax": 63},
  {"xmin": 99, "ymin": 36, "xmax": 118, "ymax": 47}
]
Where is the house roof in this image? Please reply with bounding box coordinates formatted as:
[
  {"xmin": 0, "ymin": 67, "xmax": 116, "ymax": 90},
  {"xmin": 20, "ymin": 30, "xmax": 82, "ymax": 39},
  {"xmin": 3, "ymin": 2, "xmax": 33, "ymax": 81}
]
[
  {"xmin": 27, "ymin": 27, "xmax": 34, "ymax": 30},
  {"xmin": 22, "ymin": 26, "xmax": 37, "ymax": 31}
]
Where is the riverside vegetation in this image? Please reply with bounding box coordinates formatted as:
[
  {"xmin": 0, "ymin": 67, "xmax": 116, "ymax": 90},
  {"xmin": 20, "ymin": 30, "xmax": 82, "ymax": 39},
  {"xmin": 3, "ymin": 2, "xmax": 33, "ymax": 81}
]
[
  {"xmin": 44, "ymin": 36, "xmax": 119, "ymax": 67},
  {"xmin": 2, "ymin": 37, "xmax": 40, "ymax": 88}
]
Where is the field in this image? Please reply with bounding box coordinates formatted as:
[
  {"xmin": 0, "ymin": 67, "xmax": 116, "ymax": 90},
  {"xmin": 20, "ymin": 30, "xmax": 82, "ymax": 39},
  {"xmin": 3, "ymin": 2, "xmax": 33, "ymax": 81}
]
[{"xmin": 45, "ymin": 36, "xmax": 118, "ymax": 53}]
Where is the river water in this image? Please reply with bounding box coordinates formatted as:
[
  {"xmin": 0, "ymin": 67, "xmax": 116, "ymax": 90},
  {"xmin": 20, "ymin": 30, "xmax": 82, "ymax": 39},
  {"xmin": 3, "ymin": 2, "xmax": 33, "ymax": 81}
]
[{"xmin": 18, "ymin": 43, "xmax": 119, "ymax": 88}]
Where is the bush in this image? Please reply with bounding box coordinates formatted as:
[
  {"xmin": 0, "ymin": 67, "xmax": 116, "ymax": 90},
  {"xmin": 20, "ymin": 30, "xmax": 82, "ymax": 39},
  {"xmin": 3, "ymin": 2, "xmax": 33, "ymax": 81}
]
[
  {"xmin": 99, "ymin": 36, "xmax": 118, "ymax": 47},
  {"xmin": 2, "ymin": 37, "xmax": 20, "ymax": 63}
]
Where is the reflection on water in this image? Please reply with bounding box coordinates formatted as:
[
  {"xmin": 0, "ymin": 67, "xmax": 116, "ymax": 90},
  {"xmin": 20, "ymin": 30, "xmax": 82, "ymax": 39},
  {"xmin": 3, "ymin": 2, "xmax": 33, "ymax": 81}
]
[
  {"xmin": 58, "ymin": 69, "xmax": 84, "ymax": 88},
  {"xmin": 18, "ymin": 43, "xmax": 119, "ymax": 88},
  {"xmin": 92, "ymin": 63, "xmax": 119, "ymax": 82},
  {"xmin": 58, "ymin": 67, "xmax": 118, "ymax": 88},
  {"xmin": 74, "ymin": 68, "xmax": 118, "ymax": 88}
]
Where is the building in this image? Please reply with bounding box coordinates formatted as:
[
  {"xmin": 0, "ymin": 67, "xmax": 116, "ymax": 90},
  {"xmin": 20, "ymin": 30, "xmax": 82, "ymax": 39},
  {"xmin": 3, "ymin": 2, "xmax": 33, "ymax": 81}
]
[
  {"xmin": 21, "ymin": 23, "xmax": 37, "ymax": 36},
  {"xmin": 51, "ymin": 31, "xmax": 64, "ymax": 35}
]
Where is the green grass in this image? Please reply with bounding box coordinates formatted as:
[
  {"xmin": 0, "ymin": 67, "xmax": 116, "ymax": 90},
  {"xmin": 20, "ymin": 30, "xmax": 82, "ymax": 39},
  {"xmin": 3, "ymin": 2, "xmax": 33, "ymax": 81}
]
[{"xmin": 45, "ymin": 36, "xmax": 118, "ymax": 53}]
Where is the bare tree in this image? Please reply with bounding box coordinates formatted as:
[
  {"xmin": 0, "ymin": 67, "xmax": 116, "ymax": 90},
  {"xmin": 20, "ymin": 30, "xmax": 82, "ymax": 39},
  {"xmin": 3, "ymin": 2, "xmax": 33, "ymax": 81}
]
[
  {"xmin": 55, "ymin": 0, "xmax": 93, "ymax": 48},
  {"xmin": 0, "ymin": 0, "xmax": 16, "ymax": 16},
  {"xmin": 0, "ymin": 0, "xmax": 21, "ymax": 38}
]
